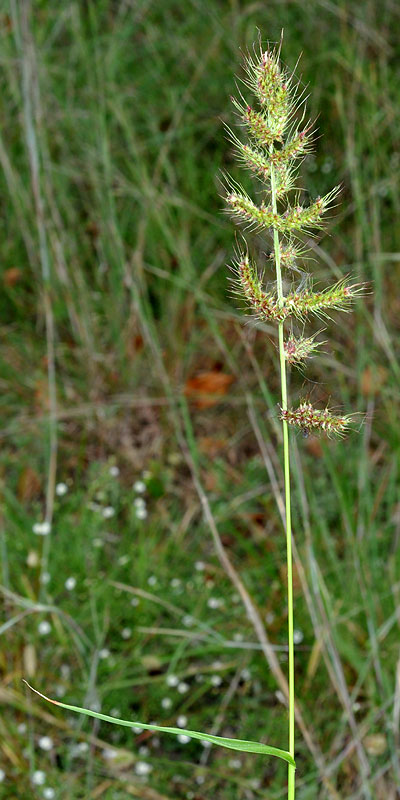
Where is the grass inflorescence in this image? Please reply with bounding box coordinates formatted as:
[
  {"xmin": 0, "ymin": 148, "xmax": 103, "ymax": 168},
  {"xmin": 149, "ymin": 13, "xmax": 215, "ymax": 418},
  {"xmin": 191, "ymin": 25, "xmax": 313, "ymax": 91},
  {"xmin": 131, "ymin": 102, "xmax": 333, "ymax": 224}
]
[{"xmin": 225, "ymin": 38, "xmax": 366, "ymax": 798}]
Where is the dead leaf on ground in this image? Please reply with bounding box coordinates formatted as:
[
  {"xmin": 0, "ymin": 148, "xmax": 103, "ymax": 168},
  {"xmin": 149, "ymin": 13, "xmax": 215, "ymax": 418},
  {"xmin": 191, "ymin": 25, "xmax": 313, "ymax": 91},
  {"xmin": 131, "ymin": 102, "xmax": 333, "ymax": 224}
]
[
  {"xmin": 361, "ymin": 365, "xmax": 388, "ymax": 396},
  {"xmin": 184, "ymin": 371, "xmax": 235, "ymax": 408},
  {"xmin": 4, "ymin": 267, "xmax": 22, "ymax": 287},
  {"xmin": 198, "ymin": 437, "xmax": 227, "ymax": 456},
  {"xmin": 18, "ymin": 466, "xmax": 41, "ymax": 501}
]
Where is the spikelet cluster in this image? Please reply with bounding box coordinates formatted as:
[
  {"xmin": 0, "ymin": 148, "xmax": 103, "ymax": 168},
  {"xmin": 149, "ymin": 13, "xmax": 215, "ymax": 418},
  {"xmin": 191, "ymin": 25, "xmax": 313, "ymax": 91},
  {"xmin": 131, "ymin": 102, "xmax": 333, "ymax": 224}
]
[
  {"xmin": 226, "ymin": 42, "xmax": 363, "ymax": 436},
  {"xmin": 280, "ymin": 403, "xmax": 351, "ymax": 438},
  {"xmin": 283, "ymin": 333, "xmax": 323, "ymax": 365}
]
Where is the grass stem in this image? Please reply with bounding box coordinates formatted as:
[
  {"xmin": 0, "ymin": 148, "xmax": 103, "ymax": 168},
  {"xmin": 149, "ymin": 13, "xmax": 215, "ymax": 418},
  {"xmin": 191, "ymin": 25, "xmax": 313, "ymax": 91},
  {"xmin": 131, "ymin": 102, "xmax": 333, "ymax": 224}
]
[{"xmin": 270, "ymin": 157, "xmax": 295, "ymax": 799}]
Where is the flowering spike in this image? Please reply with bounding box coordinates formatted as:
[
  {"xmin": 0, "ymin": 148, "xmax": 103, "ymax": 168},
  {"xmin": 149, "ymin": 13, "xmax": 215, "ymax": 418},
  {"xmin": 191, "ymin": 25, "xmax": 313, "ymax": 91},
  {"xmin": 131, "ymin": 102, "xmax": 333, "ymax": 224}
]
[
  {"xmin": 281, "ymin": 186, "xmax": 341, "ymax": 233},
  {"xmin": 231, "ymin": 96, "xmax": 282, "ymax": 145},
  {"xmin": 244, "ymin": 47, "xmax": 292, "ymax": 134},
  {"xmin": 233, "ymin": 252, "xmax": 287, "ymax": 321},
  {"xmin": 285, "ymin": 279, "xmax": 364, "ymax": 320},
  {"xmin": 280, "ymin": 402, "xmax": 352, "ymax": 437},
  {"xmin": 284, "ymin": 333, "xmax": 324, "ymax": 365},
  {"xmin": 268, "ymin": 239, "xmax": 304, "ymax": 271},
  {"xmin": 271, "ymin": 123, "xmax": 314, "ymax": 164},
  {"xmin": 226, "ymin": 187, "xmax": 340, "ymax": 235},
  {"xmin": 226, "ymin": 191, "xmax": 275, "ymax": 231}
]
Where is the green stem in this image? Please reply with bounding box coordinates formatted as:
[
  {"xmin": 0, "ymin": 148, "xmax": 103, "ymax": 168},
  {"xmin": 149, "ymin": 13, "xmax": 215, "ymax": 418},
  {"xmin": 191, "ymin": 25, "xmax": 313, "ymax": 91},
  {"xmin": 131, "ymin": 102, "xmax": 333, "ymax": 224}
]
[{"xmin": 270, "ymin": 160, "xmax": 295, "ymax": 799}]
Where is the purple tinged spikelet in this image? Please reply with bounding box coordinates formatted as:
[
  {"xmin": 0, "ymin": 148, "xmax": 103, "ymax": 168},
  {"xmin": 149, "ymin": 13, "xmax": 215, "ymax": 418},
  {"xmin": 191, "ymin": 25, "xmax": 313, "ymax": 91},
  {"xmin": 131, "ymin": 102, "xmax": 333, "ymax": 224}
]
[
  {"xmin": 284, "ymin": 333, "xmax": 323, "ymax": 365},
  {"xmin": 226, "ymin": 187, "xmax": 340, "ymax": 234},
  {"xmin": 280, "ymin": 402, "xmax": 352, "ymax": 437},
  {"xmin": 235, "ymin": 252, "xmax": 286, "ymax": 321},
  {"xmin": 232, "ymin": 254, "xmax": 362, "ymax": 323},
  {"xmin": 285, "ymin": 278, "xmax": 363, "ymax": 320}
]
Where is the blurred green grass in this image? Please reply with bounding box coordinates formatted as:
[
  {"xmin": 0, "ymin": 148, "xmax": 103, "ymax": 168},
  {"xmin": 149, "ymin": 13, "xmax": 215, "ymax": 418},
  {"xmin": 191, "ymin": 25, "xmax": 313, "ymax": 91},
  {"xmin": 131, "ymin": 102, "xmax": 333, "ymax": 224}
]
[{"xmin": 1, "ymin": 0, "xmax": 400, "ymax": 798}]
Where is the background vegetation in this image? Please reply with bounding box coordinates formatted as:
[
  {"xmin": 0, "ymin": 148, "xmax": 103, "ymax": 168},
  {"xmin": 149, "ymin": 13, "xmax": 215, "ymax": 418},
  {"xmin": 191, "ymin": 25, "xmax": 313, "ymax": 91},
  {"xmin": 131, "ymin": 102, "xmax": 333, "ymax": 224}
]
[{"xmin": 1, "ymin": 1, "xmax": 400, "ymax": 798}]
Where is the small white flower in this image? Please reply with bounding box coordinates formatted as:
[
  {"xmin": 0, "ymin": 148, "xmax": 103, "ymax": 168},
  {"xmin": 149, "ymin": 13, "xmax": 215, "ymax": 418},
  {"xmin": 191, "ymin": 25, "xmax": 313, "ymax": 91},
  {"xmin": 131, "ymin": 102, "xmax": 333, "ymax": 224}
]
[
  {"xmin": 0, "ymin": 769, "xmax": 4, "ymax": 783},
  {"xmin": 293, "ymin": 629, "xmax": 304, "ymax": 644},
  {"xmin": 55, "ymin": 685, "xmax": 66, "ymax": 698},
  {"xmin": 77, "ymin": 742, "xmax": 89, "ymax": 753},
  {"xmin": 103, "ymin": 748, "xmax": 117, "ymax": 760},
  {"xmin": 102, "ymin": 506, "xmax": 115, "ymax": 519},
  {"xmin": 65, "ymin": 576, "xmax": 76, "ymax": 591},
  {"xmin": 33, "ymin": 521, "xmax": 51, "ymax": 536},
  {"xmin": 27, "ymin": 550, "xmax": 39, "ymax": 567},
  {"xmin": 161, "ymin": 697, "xmax": 172, "ymax": 710},
  {"xmin": 18, "ymin": 723, "xmax": 27, "ymax": 734},
  {"xmin": 211, "ymin": 675, "xmax": 222, "ymax": 687},
  {"xmin": 322, "ymin": 157, "xmax": 334, "ymax": 174},
  {"xmin": 93, "ymin": 538, "xmax": 103, "ymax": 548},
  {"xmin": 118, "ymin": 555, "xmax": 130, "ymax": 566},
  {"xmin": 177, "ymin": 715, "xmax": 187, "ymax": 728},
  {"xmin": 135, "ymin": 507, "xmax": 148, "ymax": 520},
  {"xmin": 130, "ymin": 597, "xmax": 140, "ymax": 607},
  {"xmin": 183, "ymin": 615, "xmax": 194, "ymax": 627},
  {"xmin": 134, "ymin": 497, "xmax": 146, "ymax": 509},
  {"xmin": 133, "ymin": 480, "xmax": 146, "ymax": 493},
  {"xmin": 40, "ymin": 572, "xmax": 51, "ymax": 585},
  {"xmin": 166, "ymin": 674, "xmax": 178, "ymax": 687},
  {"xmin": 147, "ymin": 575, "xmax": 157, "ymax": 586},
  {"xmin": 43, "ymin": 788, "xmax": 55, "ymax": 799},
  {"xmin": 177, "ymin": 734, "xmax": 190, "ymax": 744},
  {"xmin": 195, "ymin": 561, "xmax": 205, "ymax": 571},
  {"xmin": 135, "ymin": 761, "xmax": 152, "ymax": 776},
  {"xmin": 240, "ymin": 668, "xmax": 251, "ymax": 681},
  {"xmin": 132, "ymin": 726, "xmax": 143, "ymax": 734},
  {"xmin": 207, "ymin": 597, "xmax": 221, "ymax": 609},
  {"xmin": 56, "ymin": 482, "xmax": 68, "ymax": 496},
  {"xmin": 110, "ymin": 708, "xmax": 120, "ymax": 718},
  {"xmin": 200, "ymin": 740, "xmax": 211, "ymax": 748},
  {"xmin": 196, "ymin": 774, "xmax": 205, "ymax": 784},
  {"xmin": 38, "ymin": 621, "xmax": 51, "ymax": 636},
  {"xmin": 32, "ymin": 770, "xmax": 46, "ymax": 786},
  {"xmin": 170, "ymin": 578, "xmax": 181, "ymax": 588},
  {"xmin": 38, "ymin": 736, "xmax": 53, "ymax": 752},
  {"xmin": 177, "ymin": 682, "xmax": 189, "ymax": 694},
  {"xmin": 233, "ymin": 632, "xmax": 244, "ymax": 642},
  {"xmin": 109, "ymin": 466, "xmax": 120, "ymax": 477},
  {"xmin": 138, "ymin": 745, "xmax": 149, "ymax": 757},
  {"xmin": 228, "ymin": 758, "xmax": 242, "ymax": 769},
  {"xmin": 121, "ymin": 628, "xmax": 131, "ymax": 640}
]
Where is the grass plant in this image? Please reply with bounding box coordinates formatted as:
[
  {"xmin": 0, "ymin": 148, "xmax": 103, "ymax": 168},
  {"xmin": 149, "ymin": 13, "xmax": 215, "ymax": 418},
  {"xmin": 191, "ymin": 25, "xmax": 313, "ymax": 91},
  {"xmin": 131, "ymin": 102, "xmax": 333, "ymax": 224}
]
[
  {"xmin": 1, "ymin": 3, "xmax": 400, "ymax": 799},
  {"xmin": 225, "ymin": 39, "xmax": 365, "ymax": 798}
]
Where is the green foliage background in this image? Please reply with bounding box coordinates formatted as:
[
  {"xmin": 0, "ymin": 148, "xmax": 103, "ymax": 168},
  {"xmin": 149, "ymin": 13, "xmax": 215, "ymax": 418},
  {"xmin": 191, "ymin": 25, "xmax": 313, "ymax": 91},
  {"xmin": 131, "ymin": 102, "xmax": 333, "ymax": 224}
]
[{"xmin": 1, "ymin": 1, "xmax": 400, "ymax": 798}]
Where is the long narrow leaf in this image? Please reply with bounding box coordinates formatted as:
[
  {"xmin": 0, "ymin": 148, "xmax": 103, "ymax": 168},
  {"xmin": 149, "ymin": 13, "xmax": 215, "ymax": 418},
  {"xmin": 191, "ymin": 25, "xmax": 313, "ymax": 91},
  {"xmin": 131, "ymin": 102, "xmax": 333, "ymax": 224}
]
[{"xmin": 23, "ymin": 681, "xmax": 295, "ymax": 767}]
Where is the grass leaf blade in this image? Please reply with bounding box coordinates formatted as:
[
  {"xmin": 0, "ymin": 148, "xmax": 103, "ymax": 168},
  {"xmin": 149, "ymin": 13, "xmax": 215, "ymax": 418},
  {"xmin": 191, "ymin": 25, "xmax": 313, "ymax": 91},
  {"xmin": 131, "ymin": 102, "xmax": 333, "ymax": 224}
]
[{"xmin": 23, "ymin": 681, "xmax": 295, "ymax": 767}]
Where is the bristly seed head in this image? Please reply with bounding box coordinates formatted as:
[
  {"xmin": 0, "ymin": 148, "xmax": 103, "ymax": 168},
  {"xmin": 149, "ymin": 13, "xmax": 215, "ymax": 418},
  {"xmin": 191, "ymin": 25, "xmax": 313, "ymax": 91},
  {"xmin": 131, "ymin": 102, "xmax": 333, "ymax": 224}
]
[
  {"xmin": 284, "ymin": 333, "xmax": 324, "ymax": 365},
  {"xmin": 225, "ymin": 42, "xmax": 364, "ymax": 441},
  {"xmin": 280, "ymin": 402, "xmax": 352, "ymax": 437}
]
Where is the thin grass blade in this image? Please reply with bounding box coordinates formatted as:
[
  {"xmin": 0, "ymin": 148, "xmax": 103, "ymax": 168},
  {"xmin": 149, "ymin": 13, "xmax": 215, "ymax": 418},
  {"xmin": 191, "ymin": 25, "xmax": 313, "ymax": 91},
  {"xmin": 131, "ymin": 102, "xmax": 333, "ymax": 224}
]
[{"xmin": 23, "ymin": 681, "xmax": 295, "ymax": 766}]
